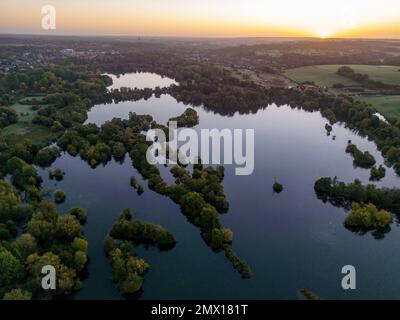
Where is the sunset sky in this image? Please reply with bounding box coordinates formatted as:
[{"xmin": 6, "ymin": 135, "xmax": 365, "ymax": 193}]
[{"xmin": 1, "ymin": 0, "xmax": 400, "ymax": 38}]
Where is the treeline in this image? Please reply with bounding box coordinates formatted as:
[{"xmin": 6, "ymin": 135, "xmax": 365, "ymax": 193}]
[
  {"xmin": 104, "ymin": 209, "xmax": 176, "ymax": 295},
  {"xmin": 337, "ymin": 66, "xmax": 400, "ymax": 92},
  {"xmin": 109, "ymin": 209, "xmax": 176, "ymax": 249},
  {"xmin": 314, "ymin": 177, "xmax": 396, "ymax": 236},
  {"xmin": 314, "ymin": 177, "xmax": 400, "ymax": 215}
]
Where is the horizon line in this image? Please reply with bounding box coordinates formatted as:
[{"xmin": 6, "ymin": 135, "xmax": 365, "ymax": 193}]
[{"xmin": 1, "ymin": 32, "xmax": 400, "ymax": 41}]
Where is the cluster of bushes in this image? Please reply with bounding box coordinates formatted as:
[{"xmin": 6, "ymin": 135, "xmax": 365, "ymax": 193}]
[
  {"xmin": 170, "ymin": 163, "xmax": 228, "ymax": 213},
  {"xmin": 225, "ymin": 248, "xmax": 252, "ymax": 279},
  {"xmin": 104, "ymin": 237, "xmax": 149, "ymax": 295},
  {"xmin": 370, "ymin": 165, "xmax": 386, "ymax": 181},
  {"xmin": 0, "ymin": 107, "xmax": 18, "ymax": 128},
  {"xmin": 53, "ymin": 189, "xmax": 66, "ymax": 204},
  {"xmin": 130, "ymin": 176, "xmax": 144, "ymax": 195},
  {"xmin": 314, "ymin": 177, "xmax": 400, "ymax": 217},
  {"xmin": 168, "ymin": 108, "xmax": 199, "ymax": 127},
  {"xmin": 110, "ymin": 209, "xmax": 176, "ymax": 249},
  {"xmin": 345, "ymin": 202, "xmax": 392, "ymax": 231},
  {"xmin": 6, "ymin": 156, "xmax": 42, "ymax": 199},
  {"xmin": 34, "ymin": 146, "xmax": 60, "ymax": 167},
  {"xmin": 69, "ymin": 207, "xmax": 87, "ymax": 225},
  {"xmin": 346, "ymin": 144, "xmax": 376, "ymax": 169},
  {"xmin": 104, "ymin": 210, "xmax": 175, "ymax": 295},
  {"xmin": 299, "ymin": 289, "xmax": 321, "ymax": 300},
  {"xmin": 0, "ymin": 180, "xmax": 33, "ymax": 240},
  {"xmin": 0, "ymin": 200, "xmax": 88, "ymax": 299},
  {"xmin": 108, "ymin": 87, "xmax": 153, "ymax": 104},
  {"xmin": 57, "ymin": 115, "xmax": 153, "ymax": 167},
  {"xmin": 337, "ymin": 66, "xmax": 369, "ymax": 84},
  {"xmin": 273, "ymin": 181, "xmax": 283, "ymax": 194},
  {"xmin": 48, "ymin": 168, "xmax": 64, "ymax": 181},
  {"xmin": 337, "ymin": 66, "xmax": 400, "ymax": 92}
]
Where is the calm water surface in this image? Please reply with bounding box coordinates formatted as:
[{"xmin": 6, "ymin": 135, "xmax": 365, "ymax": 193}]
[{"xmin": 39, "ymin": 73, "xmax": 400, "ymax": 300}]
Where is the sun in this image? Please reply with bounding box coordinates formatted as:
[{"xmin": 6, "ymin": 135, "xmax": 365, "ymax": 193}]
[{"xmin": 316, "ymin": 30, "xmax": 333, "ymax": 39}]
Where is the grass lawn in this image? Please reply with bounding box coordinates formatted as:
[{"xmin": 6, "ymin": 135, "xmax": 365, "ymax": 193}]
[
  {"xmin": 285, "ymin": 65, "xmax": 400, "ymax": 120},
  {"xmin": 10, "ymin": 102, "xmax": 39, "ymax": 123},
  {"xmin": 1, "ymin": 122, "xmax": 53, "ymax": 145},
  {"xmin": 284, "ymin": 65, "xmax": 358, "ymax": 90},
  {"xmin": 284, "ymin": 65, "xmax": 400, "ymax": 89},
  {"xmin": 359, "ymin": 95, "xmax": 400, "ymax": 120},
  {"xmin": 1, "ymin": 99, "xmax": 53, "ymax": 145}
]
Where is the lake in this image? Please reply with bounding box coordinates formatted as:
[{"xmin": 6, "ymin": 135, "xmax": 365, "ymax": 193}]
[{"xmin": 39, "ymin": 72, "xmax": 400, "ymax": 300}]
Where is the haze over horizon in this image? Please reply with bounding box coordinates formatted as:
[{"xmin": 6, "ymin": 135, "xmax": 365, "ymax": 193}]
[{"xmin": 1, "ymin": 0, "xmax": 400, "ymax": 39}]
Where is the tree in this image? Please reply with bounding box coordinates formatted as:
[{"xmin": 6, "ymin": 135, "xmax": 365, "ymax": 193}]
[
  {"xmin": 53, "ymin": 189, "xmax": 66, "ymax": 204},
  {"xmin": 119, "ymin": 273, "xmax": 143, "ymax": 295},
  {"xmin": 72, "ymin": 237, "xmax": 88, "ymax": 253},
  {"xmin": 180, "ymin": 192, "xmax": 206, "ymax": 219},
  {"xmin": 34, "ymin": 147, "xmax": 59, "ymax": 167},
  {"xmin": 0, "ymin": 180, "xmax": 24, "ymax": 223},
  {"xmin": 3, "ymin": 289, "xmax": 32, "ymax": 300},
  {"xmin": 345, "ymin": 203, "xmax": 392, "ymax": 230},
  {"xmin": 74, "ymin": 251, "xmax": 87, "ymax": 271},
  {"xmin": 49, "ymin": 168, "xmax": 64, "ymax": 181},
  {"xmin": 112, "ymin": 142, "xmax": 126, "ymax": 159},
  {"xmin": 0, "ymin": 248, "xmax": 24, "ymax": 288},
  {"xmin": 69, "ymin": 208, "xmax": 87, "ymax": 224},
  {"xmin": 210, "ymin": 228, "xmax": 233, "ymax": 251},
  {"xmin": 370, "ymin": 165, "xmax": 386, "ymax": 181},
  {"xmin": 26, "ymin": 252, "xmax": 77, "ymax": 296},
  {"xmin": 273, "ymin": 181, "xmax": 283, "ymax": 193},
  {"xmin": 13, "ymin": 234, "xmax": 37, "ymax": 260},
  {"xmin": 57, "ymin": 215, "xmax": 82, "ymax": 242}
]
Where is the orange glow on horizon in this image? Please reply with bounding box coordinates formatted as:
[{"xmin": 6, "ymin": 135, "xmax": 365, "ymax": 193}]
[{"xmin": 1, "ymin": 0, "xmax": 400, "ymax": 39}]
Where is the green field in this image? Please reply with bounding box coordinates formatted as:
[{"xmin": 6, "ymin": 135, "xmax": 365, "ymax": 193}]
[
  {"xmin": 359, "ymin": 95, "xmax": 400, "ymax": 120},
  {"xmin": 285, "ymin": 65, "xmax": 400, "ymax": 119},
  {"xmin": 10, "ymin": 102, "xmax": 39, "ymax": 123},
  {"xmin": 285, "ymin": 65, "xmax": 400, "ymax": 88},
  {"xmin": 1, "ymin": 100, "xmax": 52, "ymax": 145},
  {"xmin": 1, "ymin": 122, "xmax": 52, "ymax": 145},
  {"xmin": 285, "ymin": 65, "xmax": 358, "ymax": 89}
]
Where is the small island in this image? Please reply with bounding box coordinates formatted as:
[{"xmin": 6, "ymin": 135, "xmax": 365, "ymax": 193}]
[
  {"xmin": 104, "ymin": 209, "xmax": 176, "ymax": 295},
  {"xmin": 346, "ymin": 144, "xmax": 376, "ymax": 169},
  {"xmin": 273, "ymin": 181, "xmax": 283, "ymax": 193},
  {"xmin": 130, "ymin": 176, "xmax": 144, "ymax": 195},
  {"xmin": 49, "ymin": 168, "xmax": 65, "ymax": 181},
  {"xmin": 53, "ymin": 189, "xmax": 66, "ymax": 204},
  {"xmin": 370, "ymin": 165, "xmax": 386, "ymax": 181},
  {"xmin": 168, "ymin": 108, "xmax": 199, "ymax": 128}
]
